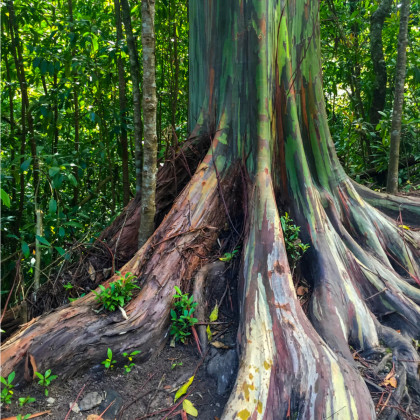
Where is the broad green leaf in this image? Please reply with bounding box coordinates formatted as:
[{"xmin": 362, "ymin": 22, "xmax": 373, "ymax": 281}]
[
  {"xmin": 59, "ymin": 227, "xmax": 65, "ymax": 237},
  {"xmin": 67, "ymin": 173, "xmax": 77, "ymax": 186},
  {"xmin": 22, "ymin": 242, "xmax": 30, "ymax": 258},
  {"xmin": 65, "ymin": 221, "xmax": 83, "ymax": 228},
  {"xmin": 182, "ymin": 399, "xmax": 198, "ymax": 417},
  {"xmin": 209, "ymin": 304, "xmax": 218, "ymax": 322},
  {"xmin": 174, "ymin": 375, "xmax": 194, "ymax": 402},
  {"xmin": 49, "ymin": 167, "xmax": 60, "ymax": 177},
  {"xmin": 55, "ymin": 246, "xmax": 66, "ymax": 256},
  {"xmin": 36, "ymin": 235, "xmax": 51, "ymax": 246},
  {"xmin": 49, "ymin": 198, "xmax": 57, "ymax": 214},
  {"xmin": 20, "ymin": 158, "xmax": 32, "ymax": 172},
  {"xmin": 0, "ymin": 189, "xmax": 11, "ymax": 208}
]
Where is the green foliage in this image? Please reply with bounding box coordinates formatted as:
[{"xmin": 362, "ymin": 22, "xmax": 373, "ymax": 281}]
[
  {"xmin": 34, "ymin": 369, "xmax": 57, "ymax": 396},
  {"xmin": 17, "ymin": 415, "xmax": 31, "ymax": 420},
  {"xmin": 170, "ymin": 286, "xmax": 198, "ymax": 344},
  {"xmin": 102, "ymin": 348, "xmax": 116, "ymax": 370},
  {"xmin": 219, "ymin": 247, "xmax": 240, "ymax": 262},
  {"xmin": 0, "ymin": 371, "xmax": 15, "ymax": 405},
  {"xmin": 92, "ymin": 271, "xmax": 139, "ymax": 312},
  {"xmin": 122, "ymin": 350, "xmax": 141, "ymax": 374},
  {"xmin": 280, "ymin": 213, "xmax": 310, "ymax": 272},
  {"xmin": 18, "ymin": 396, "xmax": 36, "ymax": 407}
]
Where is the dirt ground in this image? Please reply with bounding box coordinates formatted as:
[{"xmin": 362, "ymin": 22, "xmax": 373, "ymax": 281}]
[{"xmin": 3, "ymin": 342, "xmax": 236, "ymax": 420}]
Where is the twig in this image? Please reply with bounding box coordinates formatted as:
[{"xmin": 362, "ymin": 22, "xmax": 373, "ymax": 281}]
[
  {"xmin": 64, "ymin": 382, "xmax": 88, "ymax": 420},
  {"xmin": 98, "ymin": 399, "xmax": 115, "ymax": 417}
]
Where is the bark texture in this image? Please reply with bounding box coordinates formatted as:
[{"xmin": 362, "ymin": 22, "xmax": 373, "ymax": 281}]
[
  {"xmin": 2, "ymin": 1, "xmax": 420, "ymax": 419},
  {"xmin": 386, "ymin": 0, "xmax": 411, "ymax": 194},
  {"xmin": 138, "ymin": 0, "xmax": 158, "ymax": 248}
]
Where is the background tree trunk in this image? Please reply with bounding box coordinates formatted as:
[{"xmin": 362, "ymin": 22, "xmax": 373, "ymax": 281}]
[
  {"xmin": 386, "ymin": 0, "xmax": 411, "ymax": 194},
  {"xmin": 369, "ymin": 0, "xmax": 393, "ymax": 130},
  {"xmin": 114, "ymin": 0, "xmax": 131, "ymax": 206},
  {"xmin": 138, "ymin": 0, "xmax": 158, "ymax": 248},
  {"xmin": 120, "ymin": 0, "xmax": 143, "ymax": 197}
]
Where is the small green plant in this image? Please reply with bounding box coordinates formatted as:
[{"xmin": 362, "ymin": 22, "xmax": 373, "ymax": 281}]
[
  {"xmin": 122, "ymin": 350, "xmax": 141, "ymax": 374},
  {"xmin": 0, "ymin": 371, "xmax": 15, "ymax": 405},
  {"xmin": 93, "ymin": 271, "xmax": 140, "ymax": 312},
  {"xmin": 170, "ymin": 286, "xmax": 198, "ymax": 344},
  {"xmin": 19, "ymin": 396, "xmax": 36, "ymax": 407},
  {"xmin": 280, "ymin": 212, "xmax": 310, "ymax": 272},
  {"xmin": 63, "ymin": 283, "xmax": 73, "ymax": 290},
  {"xmin": 171, "ymin": 361, "xmax": 183, "ymax": 370},
  {"xmin": 17, "ymin": 414, "xmax": 31, "ymax": 420},
  {"xmin": 219, "ymin": 247, "xmax": 240, "ymax": 262},
  {"xmin": 102, "ymin": 348, "xmax": 116, "ymax": 370},
  {"xmin": 35, "ymin": 370, "xmax": 57, "ymax": 396}
]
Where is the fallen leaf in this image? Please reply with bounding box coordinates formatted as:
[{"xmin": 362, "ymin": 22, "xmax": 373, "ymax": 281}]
[
  {"xmin": 118, "ymin": 306, "xmax": 128, "ymax": 320},
  {"xmin": 183, "ymin": 399, "xmax": 198, "ymax": 417},
  {"xmin": 206, "ymin": 325, "xmax": 212, "ymax": 341},
  {"xmin": 381, "ymin": 369, "xmax": 397, "ymax": 388},
  {"xmin": 174, "ymin": 376, "xmax": 194, "ymax": 402},
  {"xmin": 210, "ymin": 341, "xmax": 229, "ymax": 349},
  {"xmin": 209, "ymin": 304, "xmax": 219, "ymax": 322}
]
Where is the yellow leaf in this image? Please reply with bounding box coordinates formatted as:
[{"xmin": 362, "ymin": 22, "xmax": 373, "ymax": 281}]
[
  {"xmin": 398, "ymin": 225, "xmax": 410, "ymax": 230},
  {"xmin": 174, "ymin": 376, "xmax": 194, "ymax": 402},
  {"xmin": 183, "ymin": 399, "xmax": 198, "ymax": 417},
  {"xmin": 209, "ymin": 304, "xmax": 219, "ymax": 322},
  {"xmin": 206, "ymin": 325, "xmax": 212, "ymax": 341}
]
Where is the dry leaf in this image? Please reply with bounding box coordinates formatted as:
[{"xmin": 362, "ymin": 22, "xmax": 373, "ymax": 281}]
[
  {"xmin": 381, "ymin": 370, "xmax": 397, "ymax": 388},
  {"xmin": 183, "ymin": 399, "xmax": 198, "ymax": 417},
  {"xmin": 209, "ymin": 304, "xmax": 219, "ymax": 322},
  {"xmin": 296, "ymin": 286, "xmax": 308, "ymax": 296},
  {"xmin": 210, "ymin": 341, "xmax": 229, "ymax": 349}
]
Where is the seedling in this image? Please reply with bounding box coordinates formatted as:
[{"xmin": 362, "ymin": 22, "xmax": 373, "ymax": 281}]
[
  {"xmin": 63, "ymin": 283, "xmax": 73, "ymax": 290},
  {"xmin": 102, "ymin": 348, "xmax": 116, "ymax": 370},
  {"xmin": 17, "ymin": 415, "xmax": 31, "ymax": 420},
  {"xmin": 171, "ymin": 361, "xmax": 183, "ymax": 370},
  {"xmin": 34, "ymin": 369, "xmax": 57, "ymax": 396},
  {"xmin": 93, "ymin": 271, "xmax": 140, "ymax": 312},
  {"xmin": 170, "ymin": 286, "xmax": 198, "ymax": 344},
  {"xmin": 19, "ymin": 396, "xmax": 36, "ymax": 407},
  {"xmin": 0, "ymin": 371, "xmax": 15, "ymax": 405},
  {"xmin": 219, "ymin": 247, "xmax": 240, "ymax": 262},
  {"xmin": 122, "ymin": 350, "xmax": 141, "ymax": 374},
  {"xmin": 280, "ymin": 212, "xmax": 310, "ymax": 272}
]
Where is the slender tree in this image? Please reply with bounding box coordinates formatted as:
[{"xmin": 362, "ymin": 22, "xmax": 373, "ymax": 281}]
[
  {"xmin": 2, "ymin": 2, "xmax": 420, "ymax": 418},
  {"xmin": 114, "ymin": 0, "xmax": 131, "ymax": 206},
  {"xmin": 369, "ymin": 0, "xmax": 393, "ymax": 129},
  {"xmin": 386, "ymin": 0, "xmax": 411, "ymax": 194},
  {"xmin": 120, "ymin": 0, "xmax": 143, "ymax": 196},
  {"xmin": 138, "ymin": 0, "xmax": 157, "ymax": 247}
]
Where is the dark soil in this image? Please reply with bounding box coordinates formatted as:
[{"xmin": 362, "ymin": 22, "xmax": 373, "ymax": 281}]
[{"xmin": 3, "ymin": 343, "xmax": 234, "ymax": 420}]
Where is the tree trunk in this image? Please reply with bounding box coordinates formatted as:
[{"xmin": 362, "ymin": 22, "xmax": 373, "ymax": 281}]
[
  {"xmin": 369, "ymin": 0, "xmax": 393, "ymax": 130},
  {"xmin": 386, "ymin": 0, "xmax": 411, "ymax": 194},
  {"xmin": 68, "ymin": 0, "xmax": 80, "ymax": 206},
  {"xmin": 114, "ymin": 0, "xmax": 131, "ymax": 206},
  {"xmin": 7, "ymin": 0, "xmax": 39, "ymax": 196},
  {"xmin": 138, "ymin": 0, "xmax": 157, "ymax": 248},
  {"xmin": 2, "ymin": 1, "xmax": 420, "ymax": 418},
  {"xmin": 120, "ymin": 0, "xmax": 143, "ymax": 196}
]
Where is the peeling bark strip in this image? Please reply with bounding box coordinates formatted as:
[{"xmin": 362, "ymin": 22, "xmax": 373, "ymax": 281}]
[
  {"xmin": 2, "ymin": 1, "xmax": 420, "ymax": 419},
  {"xmin": 138, "ymin": 0, "xmax": 158, "ymax": 248}
]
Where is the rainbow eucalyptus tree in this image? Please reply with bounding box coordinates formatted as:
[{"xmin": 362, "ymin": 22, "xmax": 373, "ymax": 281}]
[{"xmin": 2, "ymin": 1, "xmax": 420, "ymax": 418}]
